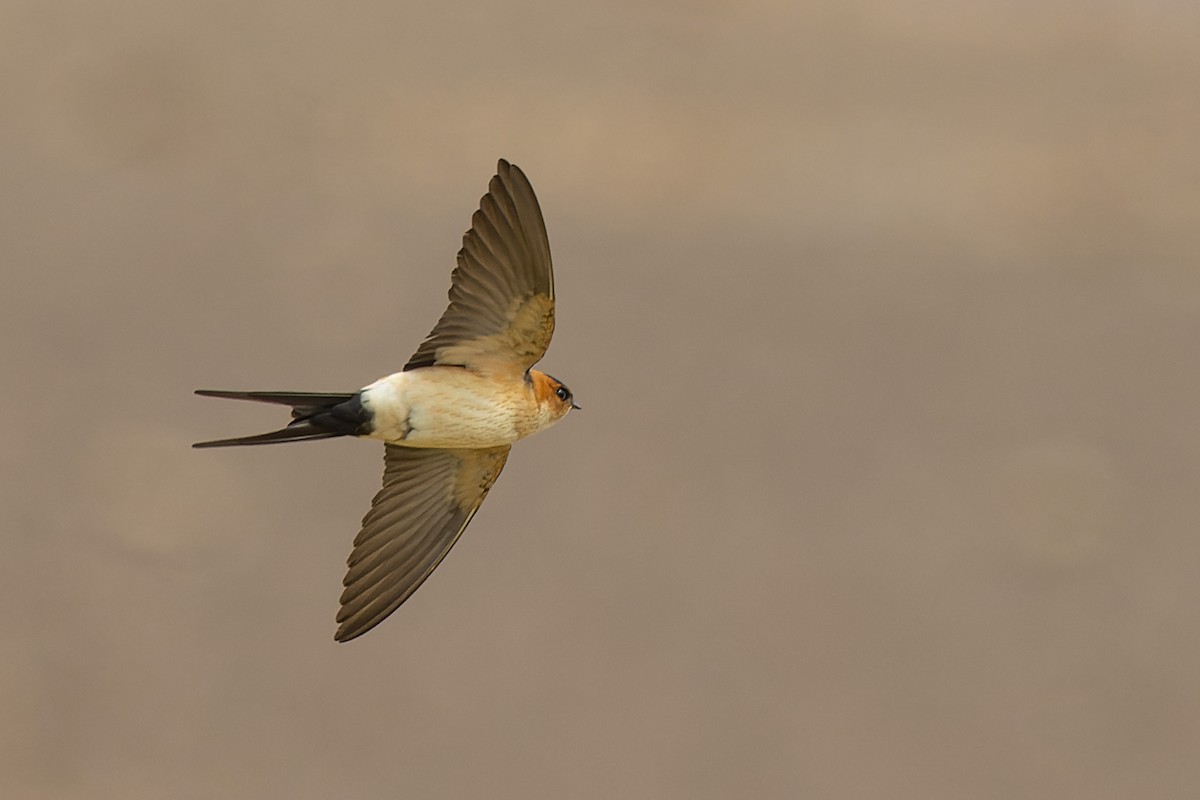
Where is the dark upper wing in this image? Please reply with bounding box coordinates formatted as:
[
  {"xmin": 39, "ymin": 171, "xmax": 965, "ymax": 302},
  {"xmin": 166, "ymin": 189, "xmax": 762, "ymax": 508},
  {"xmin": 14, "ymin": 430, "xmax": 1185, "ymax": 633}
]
[
  {"xmin": 335, "ymin": 443, "xmax": 511, "ymax": 642},
  {"xmin": 404, "ymin": 159, "xmax": 555, "ymax": 380}
]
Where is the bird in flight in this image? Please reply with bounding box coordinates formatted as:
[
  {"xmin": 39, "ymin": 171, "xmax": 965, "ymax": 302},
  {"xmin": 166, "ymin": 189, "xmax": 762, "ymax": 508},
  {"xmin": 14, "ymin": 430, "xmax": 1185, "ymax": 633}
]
[{"xmin": 194, "ymin": 160, "xmax": 577, "ymax": 642}]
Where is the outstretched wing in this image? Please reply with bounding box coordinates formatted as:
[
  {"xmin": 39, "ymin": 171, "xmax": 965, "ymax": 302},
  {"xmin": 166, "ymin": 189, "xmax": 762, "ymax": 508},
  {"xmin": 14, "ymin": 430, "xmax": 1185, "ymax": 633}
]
[
  {"xmin": 404, "ymin": 159, "xmax": 555, "ymax": 379},
  {"xmin": 335, "ymin": 443, "xmax": 511, "ymax": 642}
]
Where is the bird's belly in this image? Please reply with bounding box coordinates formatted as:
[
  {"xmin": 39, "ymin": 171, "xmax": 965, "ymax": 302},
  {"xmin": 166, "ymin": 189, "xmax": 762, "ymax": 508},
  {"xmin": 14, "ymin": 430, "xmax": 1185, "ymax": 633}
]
[
  {"xmin": 403, "ymin": 400, "xmax": 520, "ymax": 448},
  {"xmin": 361, "ymin": 370, "xmax": 524, "ymax": 448}
]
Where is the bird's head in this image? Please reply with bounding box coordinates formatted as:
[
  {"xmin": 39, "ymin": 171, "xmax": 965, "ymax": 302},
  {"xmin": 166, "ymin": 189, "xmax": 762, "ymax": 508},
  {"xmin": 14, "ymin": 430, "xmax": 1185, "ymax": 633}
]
[{"xmin": 529, "ymin": 369, "xmax": 580, "ymax": 423}]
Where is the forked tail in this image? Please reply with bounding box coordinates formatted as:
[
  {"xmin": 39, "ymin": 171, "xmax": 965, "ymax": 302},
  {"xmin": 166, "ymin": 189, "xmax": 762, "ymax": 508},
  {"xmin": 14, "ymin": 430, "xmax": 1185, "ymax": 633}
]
[{"xmin": 193, "ymin": 390, "xmax": 372, "ymax": 448}]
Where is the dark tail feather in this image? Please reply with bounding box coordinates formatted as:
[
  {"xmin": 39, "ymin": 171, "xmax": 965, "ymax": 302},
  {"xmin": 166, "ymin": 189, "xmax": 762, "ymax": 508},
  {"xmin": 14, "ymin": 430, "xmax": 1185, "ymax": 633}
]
[
  {"xmin": 195, "ymin": 390, "xmax": 357, "ymax": 407},
  {"xmin": 193, "ymin": 389, "xmax": 371, "ymax": 449},
  {"xmin": 192, "ymin": 423, "xmax": 346, "ymax": 449}
]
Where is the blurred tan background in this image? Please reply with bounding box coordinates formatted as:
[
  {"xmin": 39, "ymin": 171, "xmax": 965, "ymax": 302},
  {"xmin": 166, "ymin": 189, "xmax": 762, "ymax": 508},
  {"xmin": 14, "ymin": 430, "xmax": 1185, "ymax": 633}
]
[{"xmin": 4, "ymin": 1, "xmax": 1199, "ymax": 797}]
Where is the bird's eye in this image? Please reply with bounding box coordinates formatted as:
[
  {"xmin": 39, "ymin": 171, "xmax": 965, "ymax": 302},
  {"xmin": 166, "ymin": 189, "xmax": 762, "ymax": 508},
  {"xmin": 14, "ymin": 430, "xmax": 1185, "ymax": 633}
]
[{"xmin": 555, "ymin": 387, "xmax": 570, "ymax": 402}]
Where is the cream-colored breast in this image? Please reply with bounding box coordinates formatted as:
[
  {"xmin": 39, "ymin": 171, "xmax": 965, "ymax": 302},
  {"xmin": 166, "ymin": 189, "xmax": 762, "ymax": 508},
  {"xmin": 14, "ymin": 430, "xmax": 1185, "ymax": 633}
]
[{"xmin": 361, "ymin": 368, "xmax": 540, "ymax": 448}]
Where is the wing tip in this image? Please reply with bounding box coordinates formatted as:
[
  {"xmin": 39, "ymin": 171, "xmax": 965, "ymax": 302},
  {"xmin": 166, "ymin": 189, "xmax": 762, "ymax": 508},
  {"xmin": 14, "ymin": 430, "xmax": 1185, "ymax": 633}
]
[
  {"xmin": 333, "ymin": 624, "xmax": 360, "ymax": 644},
  {"xmin": 334, "ymin": 607, "xmax": 391, "ymax": 644},
  {"xmin": 496, "ymin": 158, "xmax": 532, "ymax": 191}
]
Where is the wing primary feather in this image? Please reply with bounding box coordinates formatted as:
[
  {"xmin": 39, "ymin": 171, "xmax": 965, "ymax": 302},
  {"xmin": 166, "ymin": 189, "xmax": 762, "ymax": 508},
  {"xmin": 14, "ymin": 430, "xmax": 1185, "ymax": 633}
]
[
  {"xmin": 342, "ymin": 501, "xmax": 450, "ymax": 590},
  {"xmin": 402, "ymin": 160, "xmax": 554, "ymax": 375},
  {"xmin": 333, "ymin": 445, "xmax": 510, "ymax": 642}
]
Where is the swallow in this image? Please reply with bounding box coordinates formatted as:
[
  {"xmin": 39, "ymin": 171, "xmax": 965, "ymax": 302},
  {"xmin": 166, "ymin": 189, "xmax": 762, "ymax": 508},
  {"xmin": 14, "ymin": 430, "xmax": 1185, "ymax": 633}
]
[{"xmin": 194, "ymin": 159, "xmax": 577, "ymax": 642}]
